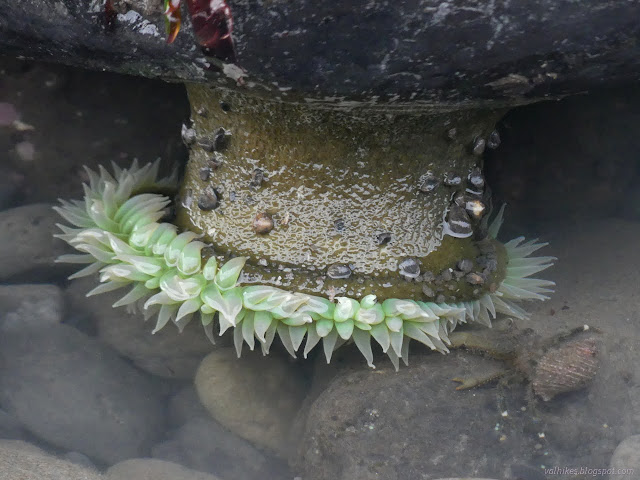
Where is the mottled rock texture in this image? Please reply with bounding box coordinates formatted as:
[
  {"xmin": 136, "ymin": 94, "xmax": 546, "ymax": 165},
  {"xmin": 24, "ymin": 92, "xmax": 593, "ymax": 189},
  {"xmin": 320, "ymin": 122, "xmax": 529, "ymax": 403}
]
[{"xmin": 1, "ymin": 1, "xmax": 639, "ymax": 106}]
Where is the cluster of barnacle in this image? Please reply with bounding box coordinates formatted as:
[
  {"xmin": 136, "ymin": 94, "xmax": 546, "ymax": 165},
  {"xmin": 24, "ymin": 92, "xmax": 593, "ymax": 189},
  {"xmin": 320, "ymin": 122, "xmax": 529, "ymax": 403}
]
[
  {"xmin": 55, "ymin": 160, "xmax": 555, "ymax": 369},
  {"xmin": 418, "ymin": 129, "xmax": 501, "ymax": 241}
]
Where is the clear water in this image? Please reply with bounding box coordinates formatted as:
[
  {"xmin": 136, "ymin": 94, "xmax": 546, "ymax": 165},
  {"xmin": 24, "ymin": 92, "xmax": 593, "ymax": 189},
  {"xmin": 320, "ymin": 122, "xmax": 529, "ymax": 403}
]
[{"xmin": 0, "ymin": 57, "xmax": 638, "ymax": 480}]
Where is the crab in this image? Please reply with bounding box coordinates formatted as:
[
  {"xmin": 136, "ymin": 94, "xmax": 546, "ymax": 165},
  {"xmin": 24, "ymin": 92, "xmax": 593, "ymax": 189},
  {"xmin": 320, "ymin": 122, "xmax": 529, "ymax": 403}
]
[{"xmin": 450, "ymin": 321, "xmax": 601, "ymax": 403}]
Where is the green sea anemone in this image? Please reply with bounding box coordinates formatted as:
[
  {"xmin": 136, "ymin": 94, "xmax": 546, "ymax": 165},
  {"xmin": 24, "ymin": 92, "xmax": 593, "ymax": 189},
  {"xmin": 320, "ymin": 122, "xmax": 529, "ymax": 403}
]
[{"xmin": 55, "ymin": 160, "xmax": 554, "ymax": 369}]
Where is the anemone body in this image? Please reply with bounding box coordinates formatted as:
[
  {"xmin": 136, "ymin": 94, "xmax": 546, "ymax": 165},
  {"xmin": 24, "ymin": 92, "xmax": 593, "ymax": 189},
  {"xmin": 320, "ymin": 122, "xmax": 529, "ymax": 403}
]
[
  {"xmin": 55, "ymin": 161, "xmax": 555, "ymax": 369},
  {"xmin": 179, "ymin": 85, "xmax": 508, "ymax": 302}
]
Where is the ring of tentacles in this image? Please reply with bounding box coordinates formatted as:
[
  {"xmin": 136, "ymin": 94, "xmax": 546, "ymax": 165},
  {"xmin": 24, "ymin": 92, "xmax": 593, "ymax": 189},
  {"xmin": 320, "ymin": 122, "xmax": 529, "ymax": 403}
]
[{"xmin": 54, "ymin": 160, "xmax": 555, "ymax": 369}]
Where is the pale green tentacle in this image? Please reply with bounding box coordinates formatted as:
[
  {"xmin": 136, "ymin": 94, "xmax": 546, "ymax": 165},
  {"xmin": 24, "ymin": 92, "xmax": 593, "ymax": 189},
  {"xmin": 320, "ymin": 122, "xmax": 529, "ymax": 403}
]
[{"xmin": 55, "ymin": 161, "xmax": 555, "ymax": 369}]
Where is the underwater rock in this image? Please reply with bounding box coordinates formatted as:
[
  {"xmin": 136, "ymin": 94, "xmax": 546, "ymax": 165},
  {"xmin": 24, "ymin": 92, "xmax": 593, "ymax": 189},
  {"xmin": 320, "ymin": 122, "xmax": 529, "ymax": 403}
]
[
  {"xmin": 151, "ymin": 417, "xmax": 288, "ymax": 480},
  {"xmin": 106, "ymin": 458, "xmax": 223, "ymax": 480},
  {"xmin": 63, "ymin": 451, "xmax": 97, "ymax": 470},
  {"xmin": 293, "ymin": 352, "xmax": 536, "ymax": 480},
  {"xmin": 0, "ymin": 203, "xmax": 67, "ymax": 280},
  {"xmin": 194, "ymin": 348, "xmax": 307, "ymax": 458},
  {"xmin": 166, "ymin": 385, "xmax": 211, "ymax": 428},
  {"xmin": 0, "ymin": 409, "xmax": 30, "ymax": 442},
  {"xmin": 0, "ymin": 323, "xmax": 165, "ymax": 464},
  {"xmin": 0, "ymin": 440, "xmax": 102, "ymax": 480},
  {"xmin": 609, "ymin": 435, "xmax": 640, "ymax": 480},
  {"xmin": 67, "ymin": 277, "xmax": 218, "ymax": 380},
  {"xmin": 0, "ymin": 284, "xmax": 64, "ymax": 328}
]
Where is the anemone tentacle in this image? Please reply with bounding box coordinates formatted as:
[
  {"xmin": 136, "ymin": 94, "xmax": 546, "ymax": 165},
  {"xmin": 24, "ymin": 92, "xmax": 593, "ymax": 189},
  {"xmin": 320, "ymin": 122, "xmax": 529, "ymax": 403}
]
[{"xmin": 55, "ymin": 162, "xmax": 555, "ymax": 370}]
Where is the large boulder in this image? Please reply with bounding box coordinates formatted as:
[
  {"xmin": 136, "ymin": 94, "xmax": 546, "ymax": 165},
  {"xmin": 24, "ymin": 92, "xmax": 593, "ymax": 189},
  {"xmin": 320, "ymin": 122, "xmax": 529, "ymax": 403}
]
[{"xmin": 1, "ymin": 1, "xmax": 639, "ymax": 106}]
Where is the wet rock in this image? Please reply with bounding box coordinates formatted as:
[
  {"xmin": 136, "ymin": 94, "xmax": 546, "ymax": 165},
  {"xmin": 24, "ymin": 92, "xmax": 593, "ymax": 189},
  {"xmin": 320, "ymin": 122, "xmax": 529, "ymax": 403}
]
[
  {"xmin": 106, "ymin": 458, "xmax": 222, "ymax": 480},
  {"xmin": 0, "ymin": 408, "xmax": 30, "ymax": 441},
  {"xmin": 609, "ymin": 435, "xmax": 640, "ymax": 479},
  {"xmin": 67, "ymin": 277, "xmax": 217, "ymax": 379},
  {"xmin": 194, "ymin": 348, "xmax": 308, "ymax": 457},
  {"xmin": 0, "ymin": 323, "xmax": 165, "ymax": 463},
  {"xmin": 0, "ymin": 284, "xmax": 64, "ymax": 328},
  {"xmin": 0, "ymin": 203, "xmax": 67, "ymax": 280},
  {"xmin": 152, "ymin": 418, "xmax": 287, "ymax": 480},
  {"xmin": 63, "ymin": 451, "xmax": 97, "ymax": 471},
  {"xmin": 293, "ymin": 352, "xmax": 537, "ymax": 480},
  {"xmin": 3, "ymin": 1, "xmax": 640, "ymax": 105},
  {"xmin": 438, "ymin": 269, "xmax": 453, "ymax": 283},
  {"xmin": 167, "ymin": 385, "xmax": 211, "ymax": 428},
  {"xmin": 0, "ymin": 440, "xmax": 102, "ymax": 480}
]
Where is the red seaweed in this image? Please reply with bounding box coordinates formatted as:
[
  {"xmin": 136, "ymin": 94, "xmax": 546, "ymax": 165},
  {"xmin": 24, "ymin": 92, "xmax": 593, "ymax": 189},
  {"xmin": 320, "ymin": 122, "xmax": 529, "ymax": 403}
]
[{"xmin": 185, "ymin": 0, "xmax": 235, "ymax": 62}]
